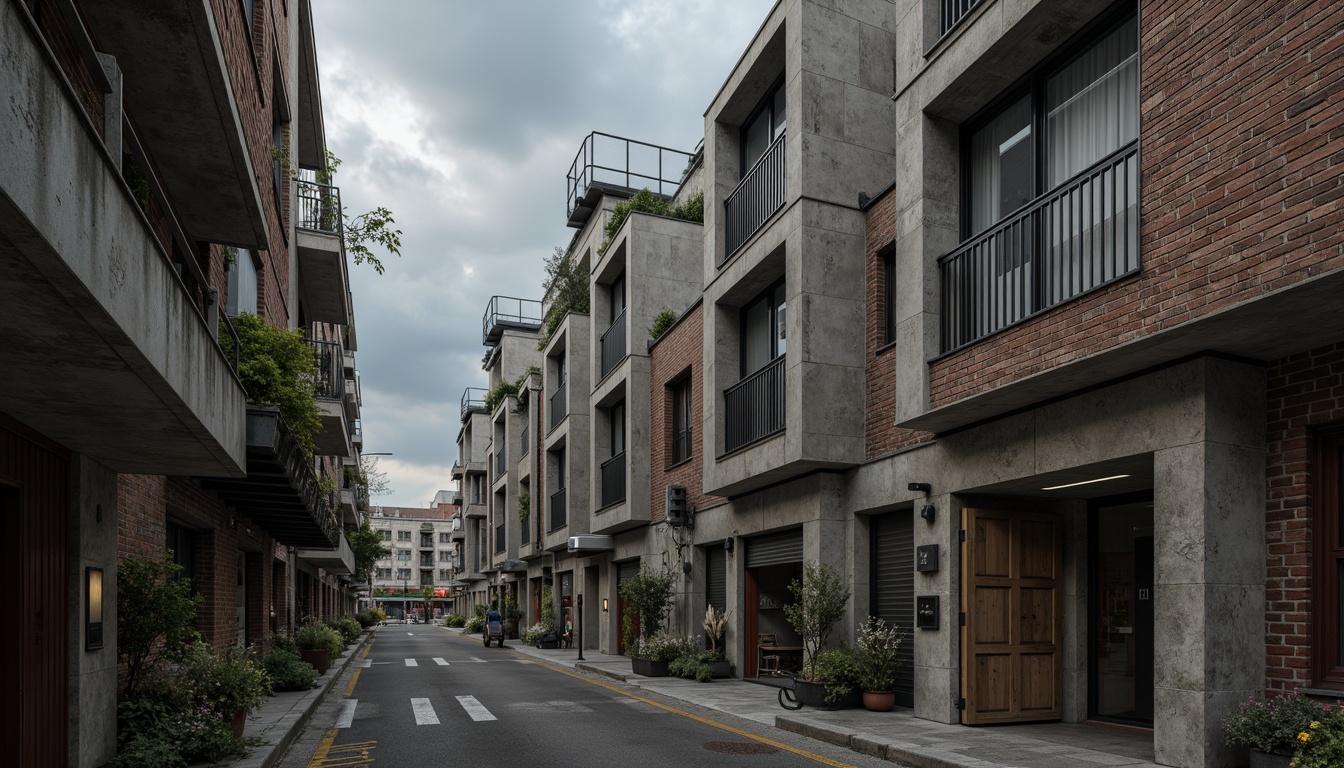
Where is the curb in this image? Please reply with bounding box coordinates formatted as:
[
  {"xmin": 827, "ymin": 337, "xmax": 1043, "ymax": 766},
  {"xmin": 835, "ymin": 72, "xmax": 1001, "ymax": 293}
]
[
  {"xmin": 575, "ymin": 663, "xmax": 629, "ymax": 682},
  {"xmin": 775, "ymin": 715, "xmax": 966, "ymax": 768}
]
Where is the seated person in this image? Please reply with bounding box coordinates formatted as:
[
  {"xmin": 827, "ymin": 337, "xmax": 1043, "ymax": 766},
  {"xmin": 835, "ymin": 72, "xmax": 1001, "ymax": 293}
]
[{"xmin": 559, "ymin": 622, "xmax": 573, "ymax": 648}]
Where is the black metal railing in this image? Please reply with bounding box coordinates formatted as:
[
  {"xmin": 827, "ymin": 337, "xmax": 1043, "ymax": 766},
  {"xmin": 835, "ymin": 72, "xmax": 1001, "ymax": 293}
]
[
  {"xmin": 600, "ymin": 308, "xmax": 627, "ymax": 379},
  {"xmin": 601, "ymin": 452, "xmax": 626, "ymax": 508},
  {"xmin": 295, "ymin": 179, "xmax": 342, "ymax": 235},
  {"xmin": 548, "ymin": 488, "xmax": 567, "ymax": 532},
  {"xmin": 461, "ymin": 387, "xmax": 487, "ymax": 420},
  {"xmin": 494, "ymin": 522, "xmax": 505, "ymax": 554},
  {"xmin": 549, "ymin": 381, "xmax": 568, "ymax": 430},
  {"xmin": 939, "ymin": 143, "xmax": 1139, "ymax": 354},
  {"xmin": 306, "ymin": 339, "xmax": 345, "ymax": 399},
  {"xmin": 724, "ymin": 134, "xmax": 786, "ymax": 260},
  {"xmin": 939, "ymin": 0, "xmax": 983, "ymax": 37},
  {"xmin": 520, "ymin": 425, "xmax": 529, "ymax": 456},
  {"xmin": 495, "ymin": 445, "xmax": 506, "ymax": 477},
  {"xmin": 566, "ymin": 132, "xmax": 696, "ymax": 225},
  {"xmin": 482, "ymin": 295, "xmax": 543, "ymax": 345},
  {"xmin": 724, "ymin": 354, "xmax": 786, "ymax": 453}
]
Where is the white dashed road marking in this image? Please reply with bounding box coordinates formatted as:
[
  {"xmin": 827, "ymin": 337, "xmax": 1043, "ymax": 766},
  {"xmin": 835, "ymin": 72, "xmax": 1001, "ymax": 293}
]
[
  {"xmin": 412, "ymin": 698, "xmax": 440, "ymax": 726},
  {"xmin": 456, "ymin": 695, "xmax": 497, "ymax": 722},
  {"xmin": 405, "ymin": 658, "xmax": 418, "ymax": 667},
  {"xmin": 433, "ymin": 657, "xmax": 449, "ymax": 666},
  {"xmin": 336, "ymin": 699, "xmax": 357, "ymax": 728}
]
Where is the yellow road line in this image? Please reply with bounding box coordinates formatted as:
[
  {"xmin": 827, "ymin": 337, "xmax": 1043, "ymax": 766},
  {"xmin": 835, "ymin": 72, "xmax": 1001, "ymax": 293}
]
[
  {"xmin": 343, "ymin": 668, "xmax": 361, "ymax": 697},
  {"xmin": 307, "ymin": 729, "xmax": 338, "ymax": 767},
  {"xmin": 524, "ymin": 657, "xmax": 855, "ymax": 768}
]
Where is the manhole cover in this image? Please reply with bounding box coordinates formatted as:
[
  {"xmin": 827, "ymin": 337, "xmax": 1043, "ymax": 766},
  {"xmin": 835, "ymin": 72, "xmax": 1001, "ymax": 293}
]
[{"xmin": 703, "ymin": 741, "xmax": 779, "ymax": 755}]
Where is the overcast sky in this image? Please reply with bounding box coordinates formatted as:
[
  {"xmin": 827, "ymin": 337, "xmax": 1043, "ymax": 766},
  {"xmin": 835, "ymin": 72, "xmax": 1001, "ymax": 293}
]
[{"xmin": 312, "ymin": 1, "xmax": 777, "ymax": 508}]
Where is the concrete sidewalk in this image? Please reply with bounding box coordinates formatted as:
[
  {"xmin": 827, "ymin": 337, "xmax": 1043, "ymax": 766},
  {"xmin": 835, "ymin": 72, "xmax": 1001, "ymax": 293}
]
[{"xmin": 443, "ymin": 627, "xmax": 1159, "ymax": 768}]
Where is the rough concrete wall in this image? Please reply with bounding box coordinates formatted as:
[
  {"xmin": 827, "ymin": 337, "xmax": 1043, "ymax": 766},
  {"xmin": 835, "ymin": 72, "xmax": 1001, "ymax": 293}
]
[
  {"xmin": 927, "ymin": 0, "xmax": 1344, "ymax": 408},
  {"xmin": 1265, "ymin": 340, "xmax": 1344, "ymax": 693}
]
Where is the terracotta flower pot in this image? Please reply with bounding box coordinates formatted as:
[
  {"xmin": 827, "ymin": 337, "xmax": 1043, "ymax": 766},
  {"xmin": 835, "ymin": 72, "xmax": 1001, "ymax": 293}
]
[
  {"xmin": 863, "ymin": 691, "xmax": 896, "ymax": 712},
  {"xmin": 299, "ymin": 648, "xmax": 330, "ymax": 675},
  {"xmin": 230, "ymin": 711, "xmax": 247, "ymax": 739}
]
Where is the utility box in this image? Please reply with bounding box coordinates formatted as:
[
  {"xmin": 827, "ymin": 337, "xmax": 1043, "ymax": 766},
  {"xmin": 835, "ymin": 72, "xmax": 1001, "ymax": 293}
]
[{"xmin": 665, "ymin": 484, "xmax": 688, "ymax": 526}]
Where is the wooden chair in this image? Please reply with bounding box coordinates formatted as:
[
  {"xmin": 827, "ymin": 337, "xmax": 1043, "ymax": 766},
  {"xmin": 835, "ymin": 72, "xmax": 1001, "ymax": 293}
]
[{"xmin": 758, "ymin": 633, "xmax": 780, "ymax": 676}]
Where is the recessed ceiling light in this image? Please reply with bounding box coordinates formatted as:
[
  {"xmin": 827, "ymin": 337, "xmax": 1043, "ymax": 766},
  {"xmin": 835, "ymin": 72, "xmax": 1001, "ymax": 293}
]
[{"xmin": 1041, "ymin": 474, "xmax": 1131, "ymax": 491}]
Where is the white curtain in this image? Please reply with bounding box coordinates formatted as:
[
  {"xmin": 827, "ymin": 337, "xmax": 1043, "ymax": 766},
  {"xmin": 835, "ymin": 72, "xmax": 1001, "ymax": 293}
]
[
  {"xmin": 1046, "ymin": 19, "xmax": 1138, "ymax": 186},
  {"xmin": 969, "ymin": 95, "xmax": 1033, "ymax": 236}
]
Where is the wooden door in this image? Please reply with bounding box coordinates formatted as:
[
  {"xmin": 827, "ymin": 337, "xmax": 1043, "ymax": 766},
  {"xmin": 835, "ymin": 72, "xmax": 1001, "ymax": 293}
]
[{"xmin": 961, "ymin": 508, "xmax": 1062, "ymax": 725}]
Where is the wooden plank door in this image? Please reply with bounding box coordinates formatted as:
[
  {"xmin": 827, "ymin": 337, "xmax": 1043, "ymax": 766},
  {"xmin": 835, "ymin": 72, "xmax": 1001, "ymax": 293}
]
[{"xmin": 961, "ymin": 508, "xmax": 1062, "ymax": 725}]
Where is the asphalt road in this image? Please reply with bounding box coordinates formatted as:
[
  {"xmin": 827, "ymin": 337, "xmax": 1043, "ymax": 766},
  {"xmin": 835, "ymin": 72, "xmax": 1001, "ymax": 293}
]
[{"xmin": 276, "ymin": 626, "xmax": 895, "ymax": 768}]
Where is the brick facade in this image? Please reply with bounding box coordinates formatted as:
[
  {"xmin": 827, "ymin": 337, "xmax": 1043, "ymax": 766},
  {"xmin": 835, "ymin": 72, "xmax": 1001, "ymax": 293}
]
[
  {"xmin": 1264, "ymin": 341, "xmax": 1344, "ymax": 693},
  {"xmin": 649, "ymin": 303, "xmax": 726, "ymax": 520},
  {"xmin": 864, "ymin": 188, "xmax": 933, "ymax": 459},
  {"xmin": 928, "ymin": 0, "xmax": 1344, "ymax": 408}
]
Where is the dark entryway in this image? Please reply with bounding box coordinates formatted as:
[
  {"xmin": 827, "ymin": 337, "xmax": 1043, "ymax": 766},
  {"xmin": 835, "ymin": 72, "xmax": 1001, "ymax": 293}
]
[
  {"xmin": 1090, "ymin": 497, "xmax": 1154, "ymax": 725},
  {"xmin": 870, "ymin": 510, "xmax": 915, "ymax": 707}
]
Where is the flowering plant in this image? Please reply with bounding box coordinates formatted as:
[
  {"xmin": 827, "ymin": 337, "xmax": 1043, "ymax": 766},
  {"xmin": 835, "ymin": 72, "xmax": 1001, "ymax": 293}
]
[
  {"xmin": 181, "ymin": 641, "xmax": 271, "ymax": 716},
  {"xmin": 855, "ymin": 617, "xmax": 906, "ymax": 693},
  {"xmin": 629, "ymin": 633, "xmax": 697, "ymax": 662},
  {"xmin": 1223, "ymin": 689, "xmax": 1326, "ymax": 755},
  {"xmin": 703, "ymin": 604, "xmax": 729, "ymax": 659},
  {"xmin": 1291, "ymin": 704, "xmax": 1344, "ymax": 768}
]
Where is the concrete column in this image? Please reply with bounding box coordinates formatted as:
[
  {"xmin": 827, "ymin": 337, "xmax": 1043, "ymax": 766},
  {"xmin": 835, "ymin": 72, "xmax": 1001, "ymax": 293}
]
[
  {"xmin": 67, "ymin": 456, "xmax": 119, "ymax": 768},
  {"xmin": 1153, "ymin": 439, "xmax": 1265, "ymax": 768},
  {"xmin": 1058, "ymin": 500, "xmax": 1089, "ymax": 724},
  {"xmin": 913, "ymin": 491, "xmax": 958, "ymax": 723}
]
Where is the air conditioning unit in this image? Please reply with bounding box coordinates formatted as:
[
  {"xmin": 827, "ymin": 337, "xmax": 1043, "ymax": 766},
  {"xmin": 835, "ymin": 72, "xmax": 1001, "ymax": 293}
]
[
  {"xmin": 665, "ymin": 484, "xmax": 689, "ymax": 527},
  {"xmin": 567, "ymin": 535, "xmax": 615, "ymax": 555}
]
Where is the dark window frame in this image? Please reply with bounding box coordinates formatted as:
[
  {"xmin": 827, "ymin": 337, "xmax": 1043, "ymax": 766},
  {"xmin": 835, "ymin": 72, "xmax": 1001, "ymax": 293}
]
[
  {"xmin": 882, "ymin": 249, "xmax": 896, "ymax": 344},
  {"xmin": 610, "ymin": 400, "xmax": 626, "ymax": 458},
  {"xmin": 959, "ymin": 4, "xmax": 1138, "ymax": 241},
  {"xmin": 1314, "ymin": 423, "xmax": 1344, "ymax": 689},
  {"xmin": 738, "ymin": 277, "xmax": 787, "ymax": 378},
  {"xmin": 740, "ymin": 75, "xmax": 787, "ymax": 177},
  {"xmin": 670, "ymin": 376, "xmax": 693, "ymax": 465}
]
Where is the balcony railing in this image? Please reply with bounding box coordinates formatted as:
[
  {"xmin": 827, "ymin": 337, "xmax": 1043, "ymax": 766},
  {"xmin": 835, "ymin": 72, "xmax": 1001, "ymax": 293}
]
[
  {"xmin": 549, "ymin": 488, "xmax": 567, "ymax": 532},
  {"xmin": 939, "ymin": 0, "xmax": 983, "ymax": 37},
  {"xmin": 724, "ymin": 134, "xmax": 786, "ymax": 261},
  {"xmin": 306, "ymin": 339, "xmax": 345, "ymax": 399},
  {"xmin": 482, "ymin": 296, "xmax": 543, "ymax": 346},
  {"xmin": 566, "ymin": 132, "xmax": 696, "ymax": 228},
  {"xmin": 295, "ymin": 179, "xmax": 342, "ymax": 235},
  {"xmin": 494, "ymin": 522, "xmax": 505, "ymax": 554},
  {"xmin": 495, "ymin": 445, "xmax": 507, "ymax": 477},
  {"xmin": 520, "ymin": 425, "xmax": 529, "ymax": 456},
  {"xmin": 939, "ymin": 142, "xmax": 1139, "ymax": 354},
  {"xmin": 600, "ymin": 308, "xmax": 627, "ymax": 380},
  {"xmin": 461, "ymin": 388, "xmax": 487, "ymax": 421},
  {"xmin": 724, "ymin": 354, "xmax": 786, "ymax": 453},
  {"xmin": 549, "ymin": 381, "xmax": 568, "ymax": 430},
  {"xmin": 601, "ymin": 452, "xmax": 626, "ymax": 508}
]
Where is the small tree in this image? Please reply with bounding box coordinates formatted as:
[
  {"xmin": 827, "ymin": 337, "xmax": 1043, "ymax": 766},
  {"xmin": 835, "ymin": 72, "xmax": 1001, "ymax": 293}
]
[
  {"xmin": 617, "ymin": 566, "xmax": 677, "ymax": 646},
  {"xmin": 118, "ymin": 552, "xmax": 203, "ymax": 698},
  {"xmin": 537, "ymin": 246, "xmax": 591, "ymax": 350},
  {"xmin": 783, "ymin": 562, "xmax": 851, "ymax": 681},
  {"xmin": 347, "ymin": 516, "xmax": 391, "ymax": 582},
  {"xmin": 219, "ymin": 312, "xmax": 321, "ymax": 455}
]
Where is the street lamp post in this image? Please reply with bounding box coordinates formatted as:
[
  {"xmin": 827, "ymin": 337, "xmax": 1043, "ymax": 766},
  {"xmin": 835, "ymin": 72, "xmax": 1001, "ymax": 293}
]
[{"xmin": 577, "ymin": 593, "xmax": 585, "ymax": 661}]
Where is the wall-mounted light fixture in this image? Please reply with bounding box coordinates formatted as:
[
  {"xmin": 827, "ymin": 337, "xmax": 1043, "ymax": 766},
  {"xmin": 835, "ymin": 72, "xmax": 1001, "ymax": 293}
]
[
  {"xmin": 908, "ymin": 482, "xmax": 935, "ymax": 524},
  {"xmin": 86, "ymin": 567, "xmax": 104, "ymax": 651},
  {"xmin": 724, "ymin": 537, "xmax": 734, "ymax": 554},
  {"xmin": 602, "ymin": 598, "xmax": 609, "ymax": 613}
]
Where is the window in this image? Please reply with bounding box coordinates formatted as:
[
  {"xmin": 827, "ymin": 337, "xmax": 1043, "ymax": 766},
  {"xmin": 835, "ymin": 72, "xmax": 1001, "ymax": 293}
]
[
  {"xmin": 380, "ymin": 529, "xmax": 392, "ymax": 541},
  {"xmin": 740, "ymin": 279, "xmax": 787, "ymax": 377},
  {"xmin": 610, "ymin": 274, "xmax": 625, "ymax": 318},
  {"xmin": 420, "ymin": 533, "xmax": 433, "ymax": 548},
  {"xmin": 883, "ymin": 250, "xmax": 896, "ymax": 344},
  {"xmin": 439, "ymin": 550, "xmax": 452, "ymax": 562},
  {"xmin": 396, "ymin": 568, "xmax": 411, "ymax": 581},
  {"xmin": 396, "ymin": 549, "xmax": 411, "ymax": 561},
  {"xmin": 420, "ymin": 552, "xmax": 433, "ymax": 567},
  {"xmin": 610, "ymin": 401, "xmax": 625, "ymax": 457},
  {"xmin": 671, "ymin": 377, "xmax": 692, "ymax": 464},
  {"xmin": 439, "ymin": 569, "xmax": 452, "ymax": 580},
  {"xmin": 226, "ymin": 249, "xmax": 257, "ymax": 316},
  {"xmin": 165, "ymin": 521, "xmax": 197, "ymax": 587},
  {"xmin": 244, "ymin": 0, "xmax": 256, "ymax": 38},
  {"xmin": 1315, "ymin": 425, "xmax": 1344, "ymax": 688},
  {"xmin": 742, "ymin": 78, "xmax": 786, "ymax": 174},
  {"xmin": 966, "ymin": 13, "xmax": 1137, "ymax": 236},
  {"xmin": 439, "ymin": 532, "xmax": 451, "ymax": 543},
  {"xmin": 398, "ymin": 530, "xmax": 411, "ymax": 541},
  {"xmin": 376, "ymin": 568, "xmax": 392, "ymax": 580}
]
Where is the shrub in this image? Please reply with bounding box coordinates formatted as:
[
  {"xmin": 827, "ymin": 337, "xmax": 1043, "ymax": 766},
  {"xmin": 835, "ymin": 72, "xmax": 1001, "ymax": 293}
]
[
  {"xmin": 219, "ymin": 312, "xmax": 322, "ymax": 455},
  {"xmin": 296, "ymin": 622, "xmax": 345, "ymax": 658},
  {"xmin": 816, "ymin": 646, "xmax": 863, "ymax": 703},
  {"xmin": 1225, "ymin": 689, "xmax": 1329, "ymax": 756},
  {"xmin": 355, "ymin": 608, "xmax": 381, "ymax": 628},
  {"xmin": 117, "ymin": 552, "xmax": 202, "ymax": 698},
  {"xmin": 669, "ymin": 651, "xmax": 721, "ymax": 683},
  {"xmin": 262, "ymin": 648, "xmax": 318, "ymax": 692},
  {"xmin": 1294, "ymin": 704, "xmax": 1344, "ymax": 767},
  {"xmin": 180, "ymin": 641, "xmax": 271, "ymax": 716},
  {"xmin": 266, "ymin": 631, "xmax": 299, "ymax": 654},
  {"xmin": 327, "ymin": 616, "xmax": 362, "ymax": 643},
  {"xmin": 444, "ymin": 613, "xmax": 467, "ymax": 628},
  {"xmin": 114, "ymin": 666, "xmax": 244, "ymax": 767},
  {"xmin": 464, "ymin": 616, "xmax": 484, "ymax": 633},
  {"xmin": 522, "ymin": 622, "xmax": 549, "ymax": 647},
  {"xmin": 649, "ymin": 309, "xmax": 677, "ymax": 340},
  {"xmin": 618, "ymin": 566, "xmax": 677, "ymax": 647}
]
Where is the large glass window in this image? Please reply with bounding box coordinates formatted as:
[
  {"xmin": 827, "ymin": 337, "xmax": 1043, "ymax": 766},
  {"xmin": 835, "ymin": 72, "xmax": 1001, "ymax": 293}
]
[
  {"xmin": 226, "ymin": 249, "xmax": 257, "ymax": 317},
  {"xmin": 742, "ymin": 79, "xmax": 786, "ymax": 174},
  {"xmin": 1315, "ymin": 425, "xmax": 1344, "ymax": 688},
  {"xmin": 610, "ymin": 401, "xmax": 625, "ymax": 457},
  {"xmin": 671, "ymin": 377, "xmax": 692, "ymax": 464},
  {"xmin": 740, "ymin": 280, "xmax": 786, "ymax": 377}
]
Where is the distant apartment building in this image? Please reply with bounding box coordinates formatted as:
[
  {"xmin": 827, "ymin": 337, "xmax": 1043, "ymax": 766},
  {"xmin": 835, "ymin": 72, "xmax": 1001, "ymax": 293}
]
[
  {"xmin": 0, "ymin": 0, "xmax": 367, "ymax": 764},
  {"xmin": 367, "ymin": 502, "xmax": 460, "ymax": 619},
  {"xmin": 450, "ymin": 1, "xmax": 1344, "ymax": 767}
]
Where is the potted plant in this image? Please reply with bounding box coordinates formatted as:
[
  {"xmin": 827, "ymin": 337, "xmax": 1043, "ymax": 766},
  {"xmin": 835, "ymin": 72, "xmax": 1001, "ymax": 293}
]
[
  {"xmin": 1223, "ymin": 689, "xmax": 1326, "ymax": 767},
  {"xmin": 618, "ymin": 565, "xmax": 677, "ymax": 674},
  {"xmin": 295, "ymin": 622, "xmax": 343, "ymax": 675},
  {"xmin": 628, "ymin": 634, "xmax": 673, "ymax": 677},
  {"xmin": 505, "ymin": 596, "xmax": 524, "ymax": 639},
  {"xmin": 181, "ymin": 642, "xmax": 271, "ymax": 738},
  {"xmin": 782, "ymin": 561, "xmax": 851, "ymax": 706},
  {"xmin": 855, "ymin": 617, "xmax": 905, "ymax": 711},
  {"xmin": 1293, "ymin": 703, "xmax": 1344, "ymax": 768},
  {"xmin": 703, "ymin": 604, "xmax": 732, "ymax": 678}
]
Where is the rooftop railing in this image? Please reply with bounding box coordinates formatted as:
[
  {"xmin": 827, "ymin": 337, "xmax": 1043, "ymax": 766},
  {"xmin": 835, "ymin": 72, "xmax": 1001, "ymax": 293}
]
[
  {"xmin": 566, "ymin": 132, "xmax": 695, "ymax": 227},
  {"xmin": 482, "ymin": 295, "xmax": 543, "ymax": 346},
  {"xmin": 461, "ymin": 388, "xmax": 487, "ymax": 421}
]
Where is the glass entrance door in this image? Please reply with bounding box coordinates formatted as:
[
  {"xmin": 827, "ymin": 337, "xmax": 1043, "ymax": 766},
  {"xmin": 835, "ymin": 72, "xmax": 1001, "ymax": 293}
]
[{"xmin": 1091, "ymin": 499, "xmax": 1154, "ymax": 724}]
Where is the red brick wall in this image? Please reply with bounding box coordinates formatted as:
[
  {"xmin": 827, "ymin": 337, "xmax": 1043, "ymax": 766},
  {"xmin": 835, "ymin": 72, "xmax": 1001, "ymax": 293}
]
[
  {"xmin": 1265, "ymin": 341, "xmax": 1344, "ymax": 693},
  {"xmin": 928, "ymin": 0, "xmax": 1344, "ymax": 408},
  {"xmin": 864, "ymin": 189, "xmax": 934, "ymax": 458},
  {"xmin": 649, "ymin": 304, "xmax": 726, "ymax": 520}
]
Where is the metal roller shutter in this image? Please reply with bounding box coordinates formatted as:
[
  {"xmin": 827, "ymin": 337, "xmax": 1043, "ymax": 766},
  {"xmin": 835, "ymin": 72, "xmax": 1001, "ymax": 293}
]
[
  {"xmin": 745, "ymin": 528, "xmax": 803, "ymax": 568},
  {"xmin": 617, "ymin": 560, "xmax": 640, "ymax": 585},
  {"xmin": 706, "ymin": 547, "xmax": 726, "ymax": 614},
  {"xmin": 871, "ymin": 510, "xmax": 915, "ymax": 708}
]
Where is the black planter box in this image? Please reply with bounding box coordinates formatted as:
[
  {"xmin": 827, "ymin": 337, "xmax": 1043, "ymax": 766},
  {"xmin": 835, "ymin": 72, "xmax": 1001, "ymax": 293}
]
[
  {"xmin": 631, "ymin": 658, "xmax": 670, "ymax": 677},
  {"xmin": 792, "ymin": 679, "xmax": 862, "ymax": 709}
]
